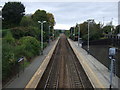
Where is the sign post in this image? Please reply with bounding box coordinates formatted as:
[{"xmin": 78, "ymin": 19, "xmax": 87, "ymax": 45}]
[
  {"xmin": 17, "ymin": 57, "xmax": 24, "ymax": 77},
  {"xmin": 108, "ymin": 47, "xmax": 116, "ymax": 89}
]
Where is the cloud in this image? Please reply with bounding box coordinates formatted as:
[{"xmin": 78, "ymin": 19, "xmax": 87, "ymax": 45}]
[
  {"xmin": 0, "ymin": 0, "xmax": 119, "ymax": 2},
  {"xmin": 54, "ymin": 24, "xmax": 73, "ymax": 30},
  {"xmin": 1, "ymin": 1, "xmax": 118, "ymax": 29},
  {"xmin": 52, "ymin": 2, "xmax": 118, "ymax": 28}
]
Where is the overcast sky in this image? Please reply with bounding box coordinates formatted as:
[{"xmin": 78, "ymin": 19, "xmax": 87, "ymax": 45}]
[{"xmin": 0, "ymin": 1, "xmax": 119, "ymax": 29}]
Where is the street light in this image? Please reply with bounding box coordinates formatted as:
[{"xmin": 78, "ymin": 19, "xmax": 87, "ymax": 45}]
[
  {"xmin": 49, "ymin": 25, "xmax": 51, "ymax": 44},
  {"xmin": 38, "ymin": 21, "xmax": 46, "ymax": 55},
  {"xmin": 74, "ymin": 26, "xmax": 75, "ymax": 36},
  {"xmin": 111, "ymin": 18, "xmax": 113, "ymax": 34},
  {"xmin": 77, "ymin": 24, "xmax": 80, "ymax": 46},
  {"xmin": 87, "ymin": 19, "xmax": 94, "ymax": 54}
]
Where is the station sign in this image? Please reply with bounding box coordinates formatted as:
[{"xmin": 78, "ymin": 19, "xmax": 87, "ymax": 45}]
[
  {"xmin": 18, "ymin": 57, "xmax": 24, "ymax": 62},
  {"xmin": 109, "ymin": 48, "xmax": 116, "ymax": 56}
]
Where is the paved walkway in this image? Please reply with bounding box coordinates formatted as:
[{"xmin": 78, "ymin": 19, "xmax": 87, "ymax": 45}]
[
  {"xmin": 3, "ymin": 40, "xmax": 57, "ymax": 88},
  {"xmin": 68, "ymin": 39, "xmax": 119, "ymax": 89}
]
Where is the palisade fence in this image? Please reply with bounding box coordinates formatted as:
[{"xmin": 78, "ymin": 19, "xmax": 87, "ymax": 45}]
[{"xmin": 82, "ymin": 38, "xmax": 120, "ymax": 77}]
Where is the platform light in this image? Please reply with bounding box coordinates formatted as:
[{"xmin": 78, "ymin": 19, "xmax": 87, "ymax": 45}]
[
  {"xmin": 87, "ymin": 19, "xmax": 94, "ymax": 54},
  {"xmin": 38, "ymin": 21, "xmax": 47, "ymax": 55}
]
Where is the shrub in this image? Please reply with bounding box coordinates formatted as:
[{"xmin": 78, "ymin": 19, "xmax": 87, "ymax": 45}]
[
  {"xmin": 2, "ymin": 29, "xmax": 11, "ymax": 37},
  {"xmin": 4, "ymin": 31, "xmax": 15, "ymax": 44},
  {"xmin": 20, "ymin": 16, "xmax": 35, "ymax": 27},
  {"xmin": 2, "ymin": 39, "xmax": 15, "ymax": 81},
  {"xmin": 19, "ymin": 36, "xmax": 40, "ymax": 60},
  {"xmin": 11, "ymin": 26, "xmax": 40, "ymax": 39}
]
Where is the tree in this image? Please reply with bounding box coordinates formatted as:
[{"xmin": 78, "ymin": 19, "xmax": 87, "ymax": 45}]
[
  {"xmin": 32, "ymin": 9, "xmax": 48, "ymax": 22},
  {"xmin": 2, "ymin": 2, "xmax": 25, "ymax": 28},
  {"xmin": 115, "ymin": 25, "xmax": 120, "ymax": 34},
  {"xmin": 32, "ymin": 9, "xmax": 56, "ymax": 42},
  {"xmin": 20, "ymin": 16, "xmax": 35, "ymax": 27},
  {"xmin": 47, "ymin": 13, "xmax": 55, "ymax": 27},
  {"xmin": 70, "ymin": 21, "xmax": 103, "ymax": 41},
  {"xmin": 102, "ymin": 26, "xmax": 113, "ymax": 34},
  {"xmin": 80, "ymin": 21, "xmax": 102, "ymax": 40}
]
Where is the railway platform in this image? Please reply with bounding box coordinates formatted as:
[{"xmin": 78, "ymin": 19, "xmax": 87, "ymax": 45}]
[{"xmin": 68, "ymin": 39, "xmax": 119, "ymax": 89}]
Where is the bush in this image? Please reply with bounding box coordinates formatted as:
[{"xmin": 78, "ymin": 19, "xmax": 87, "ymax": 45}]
[
  {"xmin": 2, "ymin": 35, "xmax": 40, "ymax": 82},
  {"xmin": 4, "ymin": 31, "xmax": 15, "ymax": 44},
  {"xmin": 2, "ymin": 38, "xmax": 15, "ymax": 81},
  {"xmin": 2, "ymin": 29, "xmax": 11, "ymax": 37},
  {"xmin": 20, "ymin": 16, "xmax": 35, "ymax": 27},
  {"xmin": 19, "ymin": 36, "xmax": 40, "ymax": 60},
  {"xmin": 10, "ymin": 26, "xmax": 40, "ymax": 39}
]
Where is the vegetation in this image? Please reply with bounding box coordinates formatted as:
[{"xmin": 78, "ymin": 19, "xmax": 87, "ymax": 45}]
[
  {"xmin": 10, "ymin": 26, "xmax": 40, "ymax": 39},
  {"xmin": 69, "ymin": 20, "xmax": 119, "ymax": 41},
  {"xmin": 115, "ymin": 25, "xmax": 120, "ymax": 34},
  {"xmin": 2, "ymin": 2, "xmax": 25, "ymax": 28},
  {"xmin": 2, "ymin": 2, "xmax": 56, "ymax": 83},
  {"xmin": 18, "ymin": 36, "xmax": 40, "ymax": 59},
  {"xmin": 20, "ymin": 16, "xmax": 35, "ymax": 27},
  {"xmin": 69, "ymin": 21, "xmax": 103, "ymax": 41}
]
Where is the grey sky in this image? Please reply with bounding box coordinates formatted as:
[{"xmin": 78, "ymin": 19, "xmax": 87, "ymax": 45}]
[{"xmin": 0, "ymin": 1, "xmax": 118, "ymax": 29}]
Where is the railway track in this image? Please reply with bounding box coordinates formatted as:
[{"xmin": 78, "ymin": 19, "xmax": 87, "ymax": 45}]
[{"xmin": 36, "ymin": 34, "xmax": 93, "ymax": 89}]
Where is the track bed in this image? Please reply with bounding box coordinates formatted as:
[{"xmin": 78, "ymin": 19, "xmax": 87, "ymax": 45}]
[{"xmin": 36, "ymin": 34, "xmax": 93, "ymax": 89}]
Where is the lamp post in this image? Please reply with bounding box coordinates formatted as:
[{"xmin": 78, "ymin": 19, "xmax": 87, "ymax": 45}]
[
  {"xmin": 87, "ymin": 19, "xmax": 94, "ymax": 54},
  {"xmin": 111, "ymin": 18, "xmax": 113, "ymax": 34},
  {"xmin": 77, "ymin": 24, "xmax": 80, "ymax": 46},
  {"xmin": 74, "ymin": 26, "xmax": 75, "ymax": 36},
  {"xmin": 49, "ymin": 25, "xmax": 51, "ymax": 44},
  {"xmin": 73, "ymin": 26, "xmax": 75, "ymax": 40},
  {"xmin": 49, "ymin": 26, "xmax": 51, "ymax": 44},
  {"xmin": 38, "ymin": 21, "xmax": 46, "ymax": 55}
]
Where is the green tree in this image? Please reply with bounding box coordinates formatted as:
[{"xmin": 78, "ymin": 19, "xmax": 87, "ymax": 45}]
[
  {"xmin": 32, "ymin": 9, "xmax": 56, "ymax": 42},
  {"xmin": 47, "ymin": 13, "xmax": 55, "ymax": 27},
  {"xmin": 114, "ymin": 25, "xmax": 120, "ymax": 34},
  {"xmin": 32, "ymin": 9, "xmax": 48, "ymax": 22},
  {"xmin": 2, "ymin": 2, "xmax": 25, "ymax": 28},
  {"xmin": 102, "ymin": 26, "xmax": 113, "ymax": 34},
  {"xmin": 20, "ymin": 16, "xmax": 35, "ymax": 27},
  {"xmin": 70, "ymin": 21, "xmax": 103, "ymax": 41}
]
